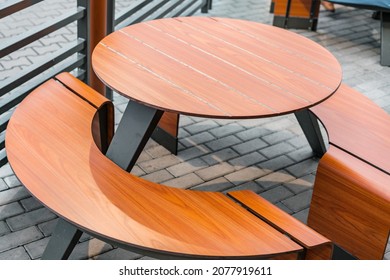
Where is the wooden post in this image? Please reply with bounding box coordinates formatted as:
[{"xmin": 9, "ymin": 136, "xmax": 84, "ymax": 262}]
[
  {"xmin": 272, "ymin": 0, "xmax": 320, "ymax": 31},
  {"xmin": 89, "ymin": 0, "xmax": 107, "ymax": 95}
]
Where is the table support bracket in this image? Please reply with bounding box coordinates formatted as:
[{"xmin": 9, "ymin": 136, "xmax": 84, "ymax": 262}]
[
  {"xmin": 106, "ymin": 101, "xmax": 163, "ymax": 172},
  {"xmin": 41, "ymin": 218, "xmax": 83, "ymax": 260},
  {"xmin": 295, "ymin": 109, "xmax": 327, "ymax": 158}
]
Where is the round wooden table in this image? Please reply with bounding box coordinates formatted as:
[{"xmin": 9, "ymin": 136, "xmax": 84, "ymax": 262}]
[{"xmin": 92, "ymin": 17, "xmax": 342, "ymax": 170}]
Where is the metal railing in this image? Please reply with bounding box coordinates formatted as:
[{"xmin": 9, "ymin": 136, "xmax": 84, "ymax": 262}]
[{"xmin": 0, "ymin": 0, "xmax": 211, "ymax": 167}]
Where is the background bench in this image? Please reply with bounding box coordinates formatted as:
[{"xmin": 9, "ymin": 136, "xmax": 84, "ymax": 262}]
[
  {"xmin": 5, "ymin": 72, "xmax": 332, "ymax": 260},
  {"xmin": 302, "ymin": 84, "xmax": 390, "ymax": 259}
]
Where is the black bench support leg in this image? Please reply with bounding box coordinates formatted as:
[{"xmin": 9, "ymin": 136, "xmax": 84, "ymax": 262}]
[
  {"xmin": 295, "ymin": 109, "xmax": 327, "ymax": 158},
  {"xmin": 106, "ymin": 101, "xmax": 163, "ymax": 172},
  {"xmin": 41, "ymin": 218, "xmax": 83, "ymax": 260},
  {"xmin": 381, "ymin": 12, "xmax": 390, "ymax": 66}
]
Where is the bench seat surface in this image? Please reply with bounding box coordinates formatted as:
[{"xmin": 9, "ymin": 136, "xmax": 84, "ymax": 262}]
[
  {"xmin": 327, "ymin": 0, "xmax": 390, "ymax": 11},
  {"xmin": 6, "ymin": 75, "xmax": 305, "ymax": 259},
  {"xmin": 309, "ymin": 84, "xmax": 390, "ymax": 175}
]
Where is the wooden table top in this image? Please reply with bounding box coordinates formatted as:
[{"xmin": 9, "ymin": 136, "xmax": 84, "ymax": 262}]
[{"xmin": 92, "ymin": 17, "xmax": 342, "ymax": 119}]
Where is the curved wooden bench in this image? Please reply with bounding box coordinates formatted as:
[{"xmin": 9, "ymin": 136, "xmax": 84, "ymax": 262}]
[
  {"xmin": 5, "ymin": 73, "xmax": 331, "ymax": 260},
  {"xmin": 306, "ymin": 84, "xmax": 390, "ymax": 259}
]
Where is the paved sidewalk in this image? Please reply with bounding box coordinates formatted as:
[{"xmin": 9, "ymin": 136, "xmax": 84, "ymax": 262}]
[{"xmin": 0, "ymin": 0, "xmax": 389, "ymax": 260}]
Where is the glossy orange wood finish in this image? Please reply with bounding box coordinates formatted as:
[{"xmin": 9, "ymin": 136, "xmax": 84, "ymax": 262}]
[
  {"xmin": 274, "ymin": 0, "xmax": 320, "ymax": 18},
  {"xmin": 228, "ymin": 190, "xmax": 332, "ymax": 260},
  {"xmin": 310, "ymin": 83, "xmax": 390, "ymax": 174},
  {"xmin": 308, "ymin": 146, "xmax": 390, "ymax": 259},
  {"xmin": 89, "ymin": 0, "xmax": 108, "ymax": 95},
  {"xmin": 92, "ymin": 17, "xmax": 341, "ymax": 119},
  {"xmin": 6, "ymin": 74, "xmax": 307, "ymax": 259}
]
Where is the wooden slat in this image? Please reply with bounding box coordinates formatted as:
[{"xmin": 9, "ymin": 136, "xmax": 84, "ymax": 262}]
[
  {"xmin": 310, "ymin": 83, "xmax": 390, "ymax": 175},
  {"xmin": 308, "ymin": 146, "xmax": 390, "ymax": 259},
  {"xmin": 228, "ymin": 190, "xmax": 333, "ymax": 260}
]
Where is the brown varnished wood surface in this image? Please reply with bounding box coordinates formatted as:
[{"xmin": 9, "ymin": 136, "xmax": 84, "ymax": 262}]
[
  {"xmin": 6, "ymin": 75, "xmax": 304, "ymax": 259},
  {"xmin": 228, "ymin": 190, "xmax": 332, "ymax": 260},
  {"xmin": 308, "ymin": 146, "xmax": 390, "ymax": 259},
  {"xmin": 310, "ymin": 83, "xmax": 390, "ymax": 175},
  {"xmin": 92, "ymin": 17, "xmax": 341, "ymax": 119},
  {"xmin": 274, "ymin": 0, "xmax": 320, "ymax": 18}
]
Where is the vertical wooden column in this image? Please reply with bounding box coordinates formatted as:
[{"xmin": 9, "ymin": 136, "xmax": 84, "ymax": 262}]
[
  {"xmin": 88, "ymin": 0, "xmax": 179, "ymax": 154},
  {"xmin": 89, "ymin": 0, "xmax": 107, "ymax": 95},
  {"xmin": 272, "ymin": 0, "xmax": 320, "ymax": 31}
]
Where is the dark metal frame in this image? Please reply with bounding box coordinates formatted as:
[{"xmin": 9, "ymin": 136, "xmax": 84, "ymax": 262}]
[{"xmin": 0, "ymin": 0, "xmax": 90, "ymax": 166}]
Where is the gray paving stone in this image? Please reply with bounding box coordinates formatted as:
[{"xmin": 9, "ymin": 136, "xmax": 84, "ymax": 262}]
[
  {"xmin": 193, "ymin": 177, "xmax": 234, "ymax": 192},
  {"xmin": 0, "ymin": 186, "xmax": 30, "ymax": 206},
  {"xmin": 195, "ymin": 162, "xmax": 235, "ymax": 181},
  {"xmin": 68, "ymin": 238, "xmax": 113, "ymax": 260},
  {"xmin": 0, "ymin": 202, "xmax": 24, "ymax": 220},
  {"xmin": 231, "ymin": 138, "xmax": 268, "ymax": 155},
  {"xmin": 209, "ymin": 122, "xmax": 245, "ymax": 138},
  {"xmin": 138, "ymin": 154, "xmax": 182, "ymax": 173},
  {"xmin": 184, "ymin": 119, "xmax": 220, "ymax": 135},
  {"xmin": 24, "ymin": 237, "xmax": 50, "ymax": 260},
  {"xmin": 162, "ymin": 173, "xmax": 204, "ymax": 189},
  {"xmin": 284, "ymin": 174, "xmax": 315, "ymax": 195},
  {"xmin": 225, "ymin": 166, "xmax": 267, "ymax": 186},
  {"xmin": 176, "ymin": 145, "xmax": 212, "ymax": 162},
  {"xmin": 228, "ymin": 151, "xmax": 266, "ymax": 170},
  {"xmin": 37, "ymin": 218, "xmax": 58, "ymax": 237},
  {"xmin": 141, "ymin": 169, "xmax": 174, "ymax": 184},
  {"xmin": 260, "ymin": 185, "xmax": 294, "ymax": 204},
  {"xmin": 0, "ymin": 246, "xmax": 30, "ymax": 260},
  {"xmin": 235, "ymin": 126, "xmax": 272, "ymax": 141},
  {"xmin": 255, "ymin": 170, "xmax": 296, "ymax": 190},
  {"xmin": 93, "ymin": 247, "xmax": 142, "ymax": 260},
  {"xmin": 20, "ymin": 197, "xmax": 43, "ymax": 212},
  {"xmin": 0, "ymin": 180, "xmax": 8, "ymax": 192},
  {"xmin": 205, "ymin": 135, "xmax": 242, "ymax": 151},
  {"xmin": 292, "ymin": 208, "xmax": 310, "ymax": 224},
  {"xmin": 224, "ymin": 181, "xmax": 263, "ymax": 194},
  {"xmin": 0, "ymin": 226, "xmax": 43, "ymax": 253},
  {"xmin": 286, "ymin": 159, "xmax": 319, "ymax": 178},
  {"xmin": 201, "ymin": 148, "xmax": 239, "ymax": 165},
  {"xmin": 282, "ymin": 190, "xmax": 313, "ymax": 213},
  {"xmin": 166, "ymin": 158, "xmax": 208, "ymax": 177},
  {"xmin": 180, "ymin": 131, "xmax": 216, "ymax": 148},
  {"xmin": 7, "ymin": 207, "xmax": 57, "ymax": 231},
  {"xmin": 260, "ymin": 142, "xmax": 296, "ymax": 159},
  {"xmin": 0, "ymin": 221, "xmax": 10, "ymax": 236}
]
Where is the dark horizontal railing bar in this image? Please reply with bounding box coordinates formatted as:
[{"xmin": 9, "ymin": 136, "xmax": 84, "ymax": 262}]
[
  {"xmin": 143, "ymin": 0, "xmax": 189, "ymax": 21},
  {"xmin": 116, "ymin": 0, "xmax": 171, "ymax": 29},
  {"xmin": 172, "ymin": 0, "xmax": 204, "ymax": 17},
  {"xmin": 0, "ymin": 149, "xmax": 7, "ymax": 168},
  {"xmin": 114, "ymin": 0, "xmax": 154, "ymax": 26},
  {"xmin": 0, "ymin": 7, "xmax": 85, "ymax": 58},
  {"xmin": 0, "ymin": 52, "xmax": 86, "ymax": 116},
  {"xmin": 0, "ymin": 133, "xmax": 5, "ymax": 150},
  {"xmin": 0, "ymin": 0, "xmax": 43, "ymax": 19},
  {"xmin": 0, "ymin": 111, "xmax": 12, "ymax": 133},
  {"xmin": 0, "ymin": 39, "xmax": 85, "ymax": 97}
]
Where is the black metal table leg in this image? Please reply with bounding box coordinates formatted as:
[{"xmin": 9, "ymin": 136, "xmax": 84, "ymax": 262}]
[
  {"xmin": 295, "ymin": 109, "xmax": 327, "ymax": 158},
  {"xmin": 41, "ymin": 218, "xmax": 83, "ymax": 260},
  {"xmin": 105, "ymin": 100, "xmax": 163, "ymax": 171},
  {"xmin": 381, "ymin": 12, "xmax": 390, "ymax": 66}
]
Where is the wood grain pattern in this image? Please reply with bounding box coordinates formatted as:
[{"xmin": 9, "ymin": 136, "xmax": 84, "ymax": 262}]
[
  {"xmin": 310, "ymin": 83, "xmax": 390, "ymax": 174},
  {"xmin": 274, "ymin": 0, "xmax": 320, "ymax": 18},
  {"xmin": 6, "ymin": 74, "xmax": 306, "ymax": 259},
  {"xmin": 308, "ymin": 146, "xmax": 390, "ymax": 259},
  {"xmin": 92, "ymin": 17, "xmax": 341, "ymax": 119},
  {"xmin": 228, "ymin": 190, "xmax": 333, "ymax": 260}
]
